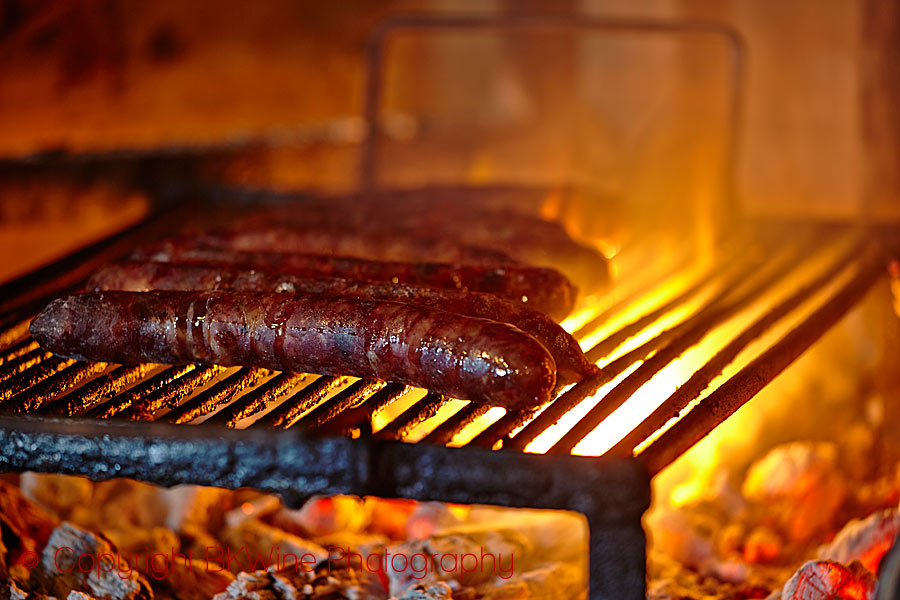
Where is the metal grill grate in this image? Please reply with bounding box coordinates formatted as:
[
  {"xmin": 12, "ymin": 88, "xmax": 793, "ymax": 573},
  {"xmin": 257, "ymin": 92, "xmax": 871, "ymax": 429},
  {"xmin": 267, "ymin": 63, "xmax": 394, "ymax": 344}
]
[
  {"xmin": 0, "ymin": 205, "xmax": 892, "ymax": 600},
  {"xmin": 0, "ymin": 217, "xmax": 887, "ymax": 472}
]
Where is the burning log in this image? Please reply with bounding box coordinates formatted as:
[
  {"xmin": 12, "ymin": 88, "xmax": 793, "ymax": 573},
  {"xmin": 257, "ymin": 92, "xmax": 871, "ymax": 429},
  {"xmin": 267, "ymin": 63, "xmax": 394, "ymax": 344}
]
[{"xmin": 33, "ymin": 522, "xmax": 152, "ymax": 600}]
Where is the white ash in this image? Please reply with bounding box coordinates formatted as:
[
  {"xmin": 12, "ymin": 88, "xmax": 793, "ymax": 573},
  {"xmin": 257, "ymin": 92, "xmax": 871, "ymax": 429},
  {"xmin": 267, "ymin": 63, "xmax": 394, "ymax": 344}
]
[{"xmin": 34, "ymin": 522, "xmax": 152, "ymax": 600}]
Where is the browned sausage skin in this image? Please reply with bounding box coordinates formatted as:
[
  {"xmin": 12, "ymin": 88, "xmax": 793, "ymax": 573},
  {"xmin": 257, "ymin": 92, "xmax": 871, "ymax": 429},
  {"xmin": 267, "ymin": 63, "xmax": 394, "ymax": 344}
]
[
  {"xmin": 30, "ymin": 291, "xmax": 557, "ymax": 409},
  {"xmin": 161, "ymin": 227, "xmax": 517, "ymax": 265},
  {"xmin": 131, "ymin": 244, "xmax": 577, "ymax": 321},
  {"xmin": 88, "ymin": 261, "xmax": 597, "ymax": 387}
]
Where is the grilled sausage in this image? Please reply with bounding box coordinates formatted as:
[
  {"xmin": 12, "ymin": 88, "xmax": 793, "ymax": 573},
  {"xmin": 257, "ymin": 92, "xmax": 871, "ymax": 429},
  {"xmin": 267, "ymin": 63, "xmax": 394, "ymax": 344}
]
[
  {"xmin": 88, "ymin": 261, "xmax": 597, "ymax": 386},
  {"xmin": 131, "ymin": 245, "xmax": 577, "ymax": 320},
  {"xmin": 237, "ymin": 210, "xmax": 609, "ymax": 290},
  {"xmin": 166, "ymin": 227, "xmax": 516, "ymax": 265},
  {"xmin": 30, "ymin": 291, "xmax": 557, "ymax": 409}
]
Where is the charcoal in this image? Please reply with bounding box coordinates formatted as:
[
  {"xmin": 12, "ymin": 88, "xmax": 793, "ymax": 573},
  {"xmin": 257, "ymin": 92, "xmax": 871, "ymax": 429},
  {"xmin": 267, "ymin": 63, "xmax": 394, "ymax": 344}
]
[
  {"xmin": 156, "ymin": 559, "xmax": 234, "ymax": 600},
  {"xmin": 817, "ymin": 506, "xmax": 900, "ymax": 571},
  {"xmin": 777, "ymin": 560, "xmax": 876, "ymax": 600},
  {"xmin": 385, "ymin": 529, "xmax": 531, "ymax": 595},
  {"xmin": 742, "ymin": 442, "xmax": 847, "ymax": 544},
  {"xmin": 0, "ymin": 481, "xmax": 60, "ymax": 560},
  {"xmin": 19, "ymin": 474, "xmax": 92, "ymax": 521},
  {"xmin": 0, "ymin": 580, "xmax": 27, "ymax": 600},
  {"xmin": 269, "ymin": 570, "xmax": 312, "ymax": 600},
  {"xmin": 311, "ymin": 567, "xmax": 385, "ymax": 600},
  {"xmin": 222, "ymin": 520, "xmax": 327, "ymax": 573},
  {"xmin": 102, "ymin": 526, "xmax": 179, "ymax": 559},
  {"xmin": 34, "ymin": 522, "xmax": 152, "ymax": 600},
  {"xmin": 67, "ymin": 593, "xmax": 98, "ymax": 600},
  {"xmin": 161, "ymin": 485, "xmax": 232, "ymax": 534},
  {"xmin": 212, "ymin": 571, "xmax": 277, "ymax": 600},
  {"xmin": 272, "ymin": 497, "xmax": 368, "ymax": 539},
  {"xmin": 393, "ymin": 582, "xmax": 453, "ymax": 600},
  {"xmin": 480, "ymin": 563, "xmax": 585, "ymax": 600},
  {"xmin": 225, "ymin": 496, "xmax": 281, "ymax": 530}
]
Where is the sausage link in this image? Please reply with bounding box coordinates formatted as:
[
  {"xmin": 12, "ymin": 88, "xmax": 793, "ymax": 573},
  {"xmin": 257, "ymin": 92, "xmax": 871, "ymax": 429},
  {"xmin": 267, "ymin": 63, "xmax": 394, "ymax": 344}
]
[
  {"xmin": 131, "ymin": 245, "xmax": 577, "ymax": 321},
  {"xmin": 88, "ymin": 261, "xmax": 597, "ymax": 386},
  {"xmin": 30, "ymin": 291, "xmax": 556, "ymax": 409}
]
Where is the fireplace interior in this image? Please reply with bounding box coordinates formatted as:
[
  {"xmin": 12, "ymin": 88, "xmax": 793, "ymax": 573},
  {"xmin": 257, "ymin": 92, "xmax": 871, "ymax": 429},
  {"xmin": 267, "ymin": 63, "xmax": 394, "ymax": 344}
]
[{"xmin": 1, "ymin": 2, "xmax": 899, "ymax": 600}]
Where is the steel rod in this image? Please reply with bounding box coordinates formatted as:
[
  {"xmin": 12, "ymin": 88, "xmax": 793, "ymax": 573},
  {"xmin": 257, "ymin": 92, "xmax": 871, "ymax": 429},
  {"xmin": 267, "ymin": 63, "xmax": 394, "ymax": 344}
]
[
  {"xmin": 318, "ymin": 382, "xmax": 410, "ymax": 437},
  {"xmin": 122, "ymin": 365, "xmax": 224, "ymax": 421},
  {"xmin": 0, "ymin": 356, "xmax": 74, "ymax": 404},
  {"xmin": 550, "ymin": 239, "xmax": 821, "ymax": 454}
]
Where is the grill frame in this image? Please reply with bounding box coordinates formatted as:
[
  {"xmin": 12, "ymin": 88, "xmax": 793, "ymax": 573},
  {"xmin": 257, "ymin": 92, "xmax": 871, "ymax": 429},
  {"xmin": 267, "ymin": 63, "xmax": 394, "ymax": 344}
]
[{"xmin": 0, "ymin": 185, "xmax": 893, "ymax": 600}]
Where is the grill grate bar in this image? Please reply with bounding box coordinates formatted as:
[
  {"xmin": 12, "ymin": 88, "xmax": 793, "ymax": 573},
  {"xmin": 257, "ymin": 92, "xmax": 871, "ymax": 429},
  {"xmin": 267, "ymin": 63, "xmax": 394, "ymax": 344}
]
[
  {"xmin": 10, "ymin": 361, "xmax": 109, "ymax": 413},
  {"xmin": 317, "ymin": 382, "xmax": 410, "ymax": 436},
  {"xmin": 547, "ymin": 239, "xmax": 825, "ymax": 454},
  {"xmin": 0, "ymin": 348, "xmax": 52, "ymax": 385},
  {"xmin": 121, "ymin": 365, "xmax": 225, "ymax": 420},
  {"xmin": 0, "ymin": 318, "xmax": 31, "ymax": 349},
  {"xmin": 254, "ymin": 374, "xmax": 346, "ymax": 428},
  {"xmin": 0, "ymin": 338, "xmax": 38, "ymax": 367},
  {"xmin": 208, "ymin": 372, "xmax": 309, "ymax": 427},
  {"xmin": 287, "ymin": 379, "xmax": 385, "ymax": 431},
  {"xmin": 84, "ymin": 364, "xmax": 197, "ymax": 418},
  {"xmin": 0, "ymin": 355, "xmax": 74, "ymax": 403},
  {"xmin": 639, "ymin": 243, "xmax": 886, "ymax": 473},
  {"xmin": 374, "ymin": 392, "xmax": 446, "ymax": 441},
  {"xmin": 423, "ymin": 402, "xmax": 492, "ymax": 445},
  {"xmin": 610, "ymin": 238, "xmax": 865, "ymax": 457},
  {"xmin": 45, "ymin": 364, "xmax": 155, "ymax": 417},
  {"xmin": 165, "ymin": 368, "xmax": 268, "ymax": 424}
]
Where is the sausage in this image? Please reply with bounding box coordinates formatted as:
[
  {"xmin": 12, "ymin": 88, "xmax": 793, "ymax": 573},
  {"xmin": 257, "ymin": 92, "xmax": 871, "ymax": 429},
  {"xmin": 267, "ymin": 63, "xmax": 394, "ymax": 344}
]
[
  {"xmin": 88, "ymin": 261, "xmax": 597, "ymax": 386},
  {"xmin": 163, "ymin": 227, "xmax": 516, "ymax": 265},
  {"xmin": 237, "ymin": 210, "xmax": 610, "ymax": 290},
  {"xmin": 29, "ymin": 291, "xmax": 557, "ymax": 409},
  {"xmin": 131, "ymin": 245, "xmax": 577, "ymax": 321}
]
